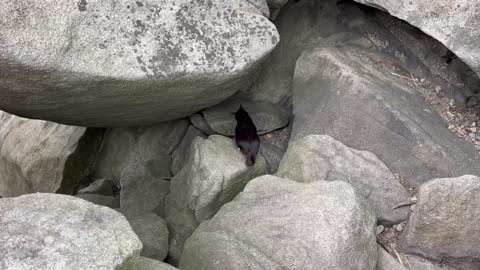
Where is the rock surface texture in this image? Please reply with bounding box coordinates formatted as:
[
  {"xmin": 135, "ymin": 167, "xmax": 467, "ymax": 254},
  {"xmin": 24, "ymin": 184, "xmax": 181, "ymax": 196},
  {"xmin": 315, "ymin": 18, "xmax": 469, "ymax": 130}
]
[
  {"xmin": 277, "ymin": 135, "xmax": 410, "ymax": 224},
  {"xmin": 376, "ymin": 245, "xmax": 407, "ymax": 270},
  {"xmin": 165, "ymin": 135, "xmax": 267, "ymax": 264},
  {"xmin": 171, "ymin": 125, "xmax": 206, "ymax": 175},
  {"xmin": 0, "ymin": 193, "xmax": 142, "ymax": 270},
  {"xmin": 180, "ymin": 175, "xmax": 377, "ymax": 270},
  {"xmin": 123, "ymin": 212, "xmax": 169, "ymax": 261},
  {"xmin": 292, "ymin": 35, "xmax": 480, "ymax": 187},
  {"xmin": 94, "ymin": 120, "xmax": 187, "ymax": 183},
  {"xmin": 120, "ymin": 257, "xmax": 179, "ymax": 270},
  {"xmin": 400, "ymin": 175, "xmax": 480, "ymax": 268},
  {"xmin": 120, "ymin": 162, "xmax": 170, "ymax": 217},
  {"xmin": 353, "ymin": 0, "xmax": 480, "ymax": 78},
  {"xmin": 0, "ymin": 110, "xmax": 100, "ymax": 197},
  {"xmin": 0, "ymin": 0, "xmax": 279, "ymax": 126}
]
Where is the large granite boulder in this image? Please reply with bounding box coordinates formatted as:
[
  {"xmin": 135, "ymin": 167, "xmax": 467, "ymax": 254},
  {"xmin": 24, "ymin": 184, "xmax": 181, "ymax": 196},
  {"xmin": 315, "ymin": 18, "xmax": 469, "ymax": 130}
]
[
  {"xmin": 165, "ymin": 135, "xmax": 267, "ymax": 264},
  {"xmin": 0, "ymin": 110, "xmax": 101, "ymax": 197},
  {"xmin": 353, "ymin": 0, "xmax": 480, "ymax": 78},
  {"xmin": 292, "ymin": 35, "xmax": 480, "ymax": 187},
  {"xmin": 400, "ymin": 175, "xmax": 480, "ymax": 268},
  {"xmin": 0, "ymin": 193, "xmax": 142, "ymax": 270},
  {"xmin": 0, "ymin": 0, "xmax": 279, "ymax": 126},
  {"xmin": 180, "ymin": 175, "xmax": 377, "ymax": 270},
  {"xmin": 277, "ymin": 135, "xmax": 410, "ymax": 224}
]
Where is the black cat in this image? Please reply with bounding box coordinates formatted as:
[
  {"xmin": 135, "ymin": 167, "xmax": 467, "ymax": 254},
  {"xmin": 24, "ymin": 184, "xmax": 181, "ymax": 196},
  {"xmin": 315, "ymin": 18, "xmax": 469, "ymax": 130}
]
[{"xmin": 234, "ymin": 105, "xmax": 260, "ymax": 166}]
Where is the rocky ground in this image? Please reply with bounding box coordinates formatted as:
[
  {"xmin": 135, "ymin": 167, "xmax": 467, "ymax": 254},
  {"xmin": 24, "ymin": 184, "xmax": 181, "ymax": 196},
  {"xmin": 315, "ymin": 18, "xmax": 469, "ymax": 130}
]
[{"xmin": 1, "ymin": 0, "xmax": 480, "ymax": 270}]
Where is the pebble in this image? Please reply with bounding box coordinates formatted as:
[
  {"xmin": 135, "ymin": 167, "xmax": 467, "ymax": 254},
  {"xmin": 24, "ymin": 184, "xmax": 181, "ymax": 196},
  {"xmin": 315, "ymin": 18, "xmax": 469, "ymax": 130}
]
[
  {"xmin": 467, "ymin": 127, "xmax": 477, "ymax": 133},
  {"xmin": 395, "ymin": 223, "xmax": 404, "ymax": 232},
  {"xmin": 376, "ymin": 225, "xmax": 385, "ymax": 235},
  {"xmin": 435, "ymin": 86, "xmax": 442, "ymax": 94}
]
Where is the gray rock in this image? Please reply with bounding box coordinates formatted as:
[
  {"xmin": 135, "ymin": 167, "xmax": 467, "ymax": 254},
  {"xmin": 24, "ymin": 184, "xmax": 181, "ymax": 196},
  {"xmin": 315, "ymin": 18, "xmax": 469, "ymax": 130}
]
[
  {"xmin": 400, "ymin": 175, "xmax": 480, "ymax": 267},
  {"xmin": 277, "ymin": 135, "xmax": 410, "ymax": 224},
  {"xmin": 0, "ymin": 0, "xmax": 279, "ymax": 126},
  {"xmin": 180, "ymin": 175, "xmax": 377, "ymax": 270},
  {"xmin": 259, "ymin": 137, "xmax": 286, "ymax": 174},
  {"xmin": 120, "ymin": 161, "xmax": 170, "ymax": 217},
  {"xmin": 266, "ymin": 0, "xmax": 289, "ymax": 19},
  {"xmin": 353, "ymin": 0, "xmax": 480, "ymax": 78},
  {"xmin": 377, "ymin": 245, "xmax": 407, "ymax": 270},
  {"xmin": 291, "ymin": 36, "xmax": 480, "ymax": 187},
  {"xmin": 165, "ymin": 135, "xmax": 267, "ymax": 264},
  {"xmin": 171, "ymin": 126, "xmax": 206, "ymax": 175},
  {"xmin": 0, "ymin": 110, "xmax": 102, "ymax": 197},
  {"xmin": 120, "ymin": 257, "xmax": 178, "ymax": 270},
  {"xmin": 0, "ymin": 193, "xmax": 142, "ymax": 270},
  {"xmin": 202, "ymin": 98, "xmax": 290, "ymax": 136},
  {"xmin": 189, "ymin": 114, "xmax": 216, "ymax": 135},
  {"xmin": 246, "ymin": 0, "xmax": 270, "ymax": 18},
  {"xmin": 401, "ymin": 255, "xmax": 456, "ymax": 270},
  {"xmin": 75, "ymin": 193, "xmax": 120, "ymax": 208},
  {"xmin": 78, "ymin": 178, "xmax": 116, "ymax": 196},
  {"xmin": 123, "ymin": 213, "xmax": 169, "ymax": 262},
  {"xmin": 94, "ymin": 120, "xmax": 187, "ymax": 183}
]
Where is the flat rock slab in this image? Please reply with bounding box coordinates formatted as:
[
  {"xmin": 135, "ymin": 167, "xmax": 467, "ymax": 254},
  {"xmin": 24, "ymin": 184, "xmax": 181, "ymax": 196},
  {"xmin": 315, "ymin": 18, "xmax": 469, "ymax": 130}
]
[
  {"xmin": 277, "ymin": 135, "xmax": 410, "ymax": 224},
  {"xmin": 0, "ymin": 0, "xmax": 278, "ymax": 126},
  {"xmin": 292, "ymin": 35, "xmax": 480, "ymax": 187},
  {"xmin": 180, "ymin": 175, "xmax": 377, "ymax": 270},
  {"xmin": 400, "ymin": 175, "xmax": 480, "ymax": 267},
  {"xmin": 202, "ymin": 98, "xmax": 290, "ymax": 136},
  {"xmin": 0, "ymin": 110, "xmax": 100, "ymax": 197},
  {"xmin": 0, "ymin": 193, "xmax": 142, "ymax": 270},
  {"xmin": 189, "ymin": 114, "xmax": 216, "ymax": 135}
]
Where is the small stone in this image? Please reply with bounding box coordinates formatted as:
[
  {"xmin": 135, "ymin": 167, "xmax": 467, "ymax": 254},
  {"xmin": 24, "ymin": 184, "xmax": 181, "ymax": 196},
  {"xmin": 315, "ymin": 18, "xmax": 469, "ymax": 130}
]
[
  {"xmin": 420, "ymin": 78, "xmax": 426, "ymax": 83},
  {"xmin": 376, "ymin": 225, "xmax": 385, "ymax": 235},
  {"xmin": 435, "ymin": 86, "xmax": 442, "ymax": 93},
  {"xmin": 395, "ymin": 223, "xmax": 404, "ymax": 232},
  {"xmin": 472, "ymin": 122, "xmax": 477, "ymax": 127}
]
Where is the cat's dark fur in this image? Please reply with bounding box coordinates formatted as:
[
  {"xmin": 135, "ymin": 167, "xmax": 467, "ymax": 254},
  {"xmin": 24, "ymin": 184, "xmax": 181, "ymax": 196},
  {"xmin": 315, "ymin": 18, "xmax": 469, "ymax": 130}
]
[{"xmin": 234, "ymin": 105, "xmax": 260, "ymax": 166}]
